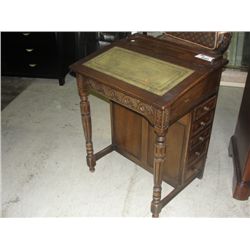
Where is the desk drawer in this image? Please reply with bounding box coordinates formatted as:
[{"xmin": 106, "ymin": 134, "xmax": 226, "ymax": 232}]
[
  {"xmin": 193, "ymin": 96, "xmax": 217, "ymax": 121},
  {"xmin": 3, "ymin": 57, "xmax": 59, "ymax": 77},
  {"xmin": 190, "ymin": 126, "xmax": 211, "ymax": 149},
  {"xmin": 3, "ymin": 41, "xmax": 57, "ymax": 58},
  {"xmin": 3, "ymin": 32, "xmax": 56, "ymax": 46},
  {"xmin": 185, "ymin": 158, "xmax": 206, "ymax": 181},
  {"xmin": 170, "ymin": 71, "xmax": 220, "ymax": 123},
  {"xmin": 188, "ymin": 140, "xmax": 208, "ymax": 164},
  {"xmin": 191, "ymin": 110, "xmax": 214, "ymax": 136}
]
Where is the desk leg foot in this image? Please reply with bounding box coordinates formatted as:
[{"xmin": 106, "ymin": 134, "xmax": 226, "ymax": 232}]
[
  {"xmin": 152, "ymin": 214, "xmax": 159, "ymax": 218},
  {"xmin": 87, "ymin": 154, "xmax": 96, "ymax": 172},
  {"xmin": 151, "ymin": 133, "xmax": 167, "ymax": 218},
  {"xmin": 89, "ymin": 168, "xmax": 95, "ymax": 173},
  {"xmin": 151, "ymin": 193, "xmax": 162, "ymax": 218},
  {"xmin": 77, "ymin": 74, "xmax": 96, "ymax": 172}
]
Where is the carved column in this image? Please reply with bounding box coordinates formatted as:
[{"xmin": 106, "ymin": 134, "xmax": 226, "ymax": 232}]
[
  {"xmin": 76, "ymin": 74, "xmax": 96, "ymax": 172},
  {"xmin": 151, "ymin": 132, "xmax": 167, "ymax": 217},
  {"xmin": 151, "ymin": 109, "xmax": 169, "ymax": 217}
]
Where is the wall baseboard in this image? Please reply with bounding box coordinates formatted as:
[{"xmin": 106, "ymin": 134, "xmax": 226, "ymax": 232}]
[
  {"xmin": 221, "ymin": 69, "xmax": 247, "ymax": 88},
  {"xmin": 220, "ymin": 81, "xmax": 245, "ymax": 88}
]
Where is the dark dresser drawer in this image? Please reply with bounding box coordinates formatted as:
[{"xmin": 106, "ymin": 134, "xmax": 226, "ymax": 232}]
[
  {"xmin": 193, "ymin": 95, "xmax": 217, "ymax": 121},
  {"xmin": 3, "ymin": 42, "xmax": 57, "ymax": 58},
  {"xmin": 185, "ymin": 158, "xmax": 206, "ymax": 180},
  {"xmin": 188, "ymin": 140, "xmax": 209, "ymax": 164},
  {"xmin": 190, "ymin": 126, "xmax": 211, "ymax": 149},
  {"xmin": 3, "ymin": 32, "xmax": 56, "ymax": 46},
  {"xmin": 191, "ymin": 110, "xmax": 214, "ymax": 136},
  {"xmin": 3, "ymin": 56, "xmax": 59, "ymax": 77}
]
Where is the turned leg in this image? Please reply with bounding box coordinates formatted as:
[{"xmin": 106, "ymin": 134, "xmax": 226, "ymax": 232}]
[
  {"xmin": 76, "ymin": 74, "xmax": 96, "ymax": 172},
  {"xmin": 151, "ymin": 131, "xmax": 167, "ymax": 217}
]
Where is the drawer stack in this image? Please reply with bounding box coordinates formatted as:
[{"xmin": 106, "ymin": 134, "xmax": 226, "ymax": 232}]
[
  {"xmin": 3, "ymin": 32, "xmax": 56, "ymax": 74},
  {"xmin": 185, "ymin": 96, "xmax": 217, "ymax": 179},
  {"xmin": 2, "ymin": 32, "xmax": 76, "ymax": 85}
]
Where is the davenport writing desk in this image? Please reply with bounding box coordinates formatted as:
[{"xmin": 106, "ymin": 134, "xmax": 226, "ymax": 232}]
[{"xmin": 70, "ymin": 33, "xmax": 231, "ymax": 217}]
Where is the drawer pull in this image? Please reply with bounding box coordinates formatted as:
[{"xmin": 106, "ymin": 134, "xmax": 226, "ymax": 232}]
[
  {"xmin": 22, "ymin": 32, "xmax": 30, "ymax": 36},
  {"xmin": 25, "ymin": 48, "xmax": 34, "ymax": 52},
  {"xmin": 200, "ymin": 121, "xmax": 206, "ymax": 127},
  {"xmin": 195, "ymin": 151, "xmax": 201, "ymax": 157},
  {"xmin": 198, "ymin": 136, "xmax": 205, "ymax": 142},
  {"xmin": 28, "ymin": 64, "xmax": 37, "ymax": 68},
  {"xmin": 203, "ymin": 106, "xmax": 210, "ymax": 111}
]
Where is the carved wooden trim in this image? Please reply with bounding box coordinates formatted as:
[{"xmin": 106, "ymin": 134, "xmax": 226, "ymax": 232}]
[
  {"xmin": 151, "ymin": 133, "xmax": 167, "ymax": 217},
  {"xmin": 86, "ymin": 78, "xmax": 170, "ymax": 131},
  {"xmin": 154, "ymin": 108, "xmax": 169, "ymax": 135},
  {"xmin": 76, "ymin": 73, "xmax": 88, "ymax": 96},
  {"xmin": 76, "ymin": 74, "xmax": 96, "ymax": 172}
]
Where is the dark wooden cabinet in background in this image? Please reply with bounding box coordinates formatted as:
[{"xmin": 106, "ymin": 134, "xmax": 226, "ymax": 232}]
[
  {"xmin": 1, "ymin": 32, "xmax": 130, "ymax": 85},
  {"xmin": 229, "ymin": 69, "xmax": 250, "ymax": 200},
  {"xmin": 1, "ymin": 32, "xmax": 76, "ymax": 85}
]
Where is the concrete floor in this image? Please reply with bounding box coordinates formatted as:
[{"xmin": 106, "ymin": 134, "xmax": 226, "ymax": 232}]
[
  {"xmin": 1, "ymin": 77, "xmax": 33, "ymax": 110},
  {"xmin": 1, "ymin": 74, "xmax": 250, "ymax": 217}
]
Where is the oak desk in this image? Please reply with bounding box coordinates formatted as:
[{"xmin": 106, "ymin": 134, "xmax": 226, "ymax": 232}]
[{"xmin": 70, "ymin": 34, "xmax": 228, "ymax": 217}]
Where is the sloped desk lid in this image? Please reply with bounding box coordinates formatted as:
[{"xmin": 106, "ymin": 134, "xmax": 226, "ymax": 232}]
[{"xmin": 83, "ymin": 46, "xmax": 194, "ymax": 96}]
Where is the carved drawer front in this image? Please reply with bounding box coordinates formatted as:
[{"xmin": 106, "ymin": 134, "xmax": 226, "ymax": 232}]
[
  {"xmin": 188, "ymin": 140, "xmax": 208, "ymax": 164},
  {"xmin": 191, "ymin": 110, "xmax": 214, "ymax": 136},
  {"xmin": 190, "ymin": 126, "xmax": 211, "ymax": 149},
  {"xmin": 193, "ymin": 96, "xmax": 217, "ymax": 121}
]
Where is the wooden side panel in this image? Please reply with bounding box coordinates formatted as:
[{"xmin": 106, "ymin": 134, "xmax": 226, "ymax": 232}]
[
  {"xmin": 111, "ymin": 102, "xmax": 191, "ymax": 187},
  {"xmin": 112, "ymin": 103, "xmax": 142, "ymax": 159}
]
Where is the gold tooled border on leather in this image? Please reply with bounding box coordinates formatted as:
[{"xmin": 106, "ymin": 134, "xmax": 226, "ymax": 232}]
[{"xmin": 83, "ymin": 47, "xmax": 194, "ymax": 96}]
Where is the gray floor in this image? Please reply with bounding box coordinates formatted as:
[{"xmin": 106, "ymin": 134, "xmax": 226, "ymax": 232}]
[
  {"xmin": 1, "ymin": 74, "xmax": 250, "ymax": 217},
  {"xmin": 1, "ymin": 77, "xmax": 33, "ymax": 110}
]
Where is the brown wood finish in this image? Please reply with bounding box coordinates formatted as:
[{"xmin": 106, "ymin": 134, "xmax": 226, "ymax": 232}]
[
  {"xmin": 70, "ymin": 34, "xmax": 230, "ymax": 217},
  {"xmin": 151, "ymin": 132, "xmax": 167, "ymax": 217},
  {"xmin": 112, "ymin": 103, "xmax": 191, "ymax": 187},
  {"xmin": 76, "ymin": 74, "xmax": 96, "ymax": 172},
  {"xmin": 229, "ymin": 69, "xmax": 250, "ymax": 200}
]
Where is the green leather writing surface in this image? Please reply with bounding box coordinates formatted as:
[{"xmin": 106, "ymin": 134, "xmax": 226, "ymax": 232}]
[{"xmin": 83, "ymin": 47, "xmax": 194, "ymax": 96}]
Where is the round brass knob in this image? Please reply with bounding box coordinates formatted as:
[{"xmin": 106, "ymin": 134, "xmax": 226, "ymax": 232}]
[
  {"xmin": 203, "ymin": 106, "xmax": 210, "ymax": 111},
  {"xmin": 200, "ymin": 121, "xmax": 206, "ymax": 127},
  {"xmin": 199, "ymin": 136, "xmax": 205, "ymax": 142},
  {"xmin": 195, "ymin": 151, "xmax": 201, "ymax": 156}
]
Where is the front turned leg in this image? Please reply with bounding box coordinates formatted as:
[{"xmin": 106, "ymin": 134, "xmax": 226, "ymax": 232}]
[
  {"xmin": 76, "ymin": 74, "xmax": 96, "ymax": 172},
  {"xmin": 151, "ymin": 132, "xmax": 167, "ymax": 217}
]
